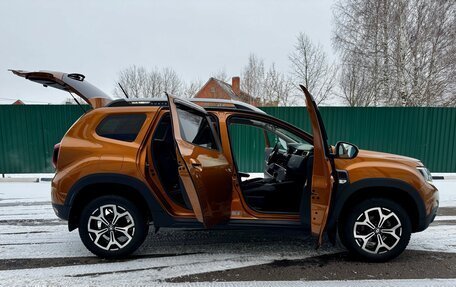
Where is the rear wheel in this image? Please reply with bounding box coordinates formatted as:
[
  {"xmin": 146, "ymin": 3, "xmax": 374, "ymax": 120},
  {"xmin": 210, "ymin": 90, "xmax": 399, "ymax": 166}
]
[
  {"xmin": 78, "ymin": 196, "xmax": 149, "ymax": 259},
  {"xmin": 340, "ymin": 198, "xmax": 411, "ymax": 262}
]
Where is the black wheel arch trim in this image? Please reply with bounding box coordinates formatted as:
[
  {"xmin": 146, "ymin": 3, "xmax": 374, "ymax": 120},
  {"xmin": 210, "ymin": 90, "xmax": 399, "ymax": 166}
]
[
  {"xmin": 62, "ymin": 174, "xmax": 428, "ymax": 235},
  {"xmin": 65, "ymin": 173, "xmax": 176, "ymax": 231},
  {"xmin": 327, "ymin": 178, "xmax": 427, "ymax": 235}
]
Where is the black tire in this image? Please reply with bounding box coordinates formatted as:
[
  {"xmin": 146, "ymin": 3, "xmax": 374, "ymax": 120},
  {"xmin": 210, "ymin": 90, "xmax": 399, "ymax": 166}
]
[
  {"xmin": 339, "ymin": 198, "xmax": 411, "ymax": 262},
  {"xmin": 78, "ymin": 196, "xmax": 149, "ymax": 259}
]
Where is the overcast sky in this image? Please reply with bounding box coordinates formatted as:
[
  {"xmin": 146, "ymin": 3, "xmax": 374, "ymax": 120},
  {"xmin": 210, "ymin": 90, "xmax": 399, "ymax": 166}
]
[{"xmin": 0, "ymin": 0, "xmax": 335, "ymax": 104}]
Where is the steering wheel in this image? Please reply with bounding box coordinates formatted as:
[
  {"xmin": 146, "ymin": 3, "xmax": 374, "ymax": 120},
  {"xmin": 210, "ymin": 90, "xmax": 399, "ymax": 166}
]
[{"xmin": 267, "ymin": 142, "xmax": 280, "ymax": 165}]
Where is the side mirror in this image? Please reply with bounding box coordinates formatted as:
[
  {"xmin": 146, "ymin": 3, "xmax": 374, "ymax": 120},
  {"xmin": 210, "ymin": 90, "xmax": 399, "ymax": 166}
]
[{"xmin": 335, "ymin": 141, "xmax": 359, "ymax": 159}]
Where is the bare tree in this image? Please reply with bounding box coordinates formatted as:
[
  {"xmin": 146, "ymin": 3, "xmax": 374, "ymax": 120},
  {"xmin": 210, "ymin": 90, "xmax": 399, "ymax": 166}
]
[
  {"xmin": 240, "ymin": 53, "xmax": 297, "ymax": 106},
  {"xmin": 289, "ymin": 33, "xmax": 338, "ymax": 104},
  {"xmin": 114, "ymin": 65, "xmax": 149, "ymax": 98},
  {"xmin": 339, "ymin": 60, "xmax": 376, "ymax": 106},
  {"xmin": 333, "ymin": 0, "xmax": 456, "ymax": 106},
  {"xmin": 114, "ymin": 65, "xmax": 183, "ymax": 98},
  {"xmin": 210, "ymin": 69, "xmax": 230, "ymax": 82},
  {"xmin": 263, "ymin": 64, "xmax": 295, "ymax": 106},
  {"xmin": 183, "ymin": 79, "xmax": 204, "ymax": 99},
  {"xmin": 160, "ymin": 67, "xmax": 183, "ymax": 95},
  {"xmin": 241, "ymin": 53, "xmax": 265, "ymax": 103},
  {"xmin": 144, "ymin": 69, "xmax": 163, "ymax": 98}
]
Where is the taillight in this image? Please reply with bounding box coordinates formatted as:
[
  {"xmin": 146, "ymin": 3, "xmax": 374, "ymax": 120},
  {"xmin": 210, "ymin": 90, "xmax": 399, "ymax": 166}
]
[{"xmin": 52, "ymin": 143, "xmax": 61, "ymax": 169}]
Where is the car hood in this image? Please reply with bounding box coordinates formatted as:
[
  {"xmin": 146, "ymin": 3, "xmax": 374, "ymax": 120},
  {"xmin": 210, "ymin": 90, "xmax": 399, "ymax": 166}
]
[
  {"xmin": 10, "ymin": 70, "xmax": 112, "ymax": 108},
  {"xmin": 356, "ymin": 149, "xmax": 422, "ymax": 167}
]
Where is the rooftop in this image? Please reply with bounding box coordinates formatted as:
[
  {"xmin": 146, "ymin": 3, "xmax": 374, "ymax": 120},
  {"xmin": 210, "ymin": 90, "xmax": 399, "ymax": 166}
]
[{"xmin": 106, "ymin": 97, "xmax": 266, "ymax": 114}]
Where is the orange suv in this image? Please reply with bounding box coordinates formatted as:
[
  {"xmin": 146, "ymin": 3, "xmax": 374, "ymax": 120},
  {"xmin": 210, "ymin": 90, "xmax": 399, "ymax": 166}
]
[{"xmin": 12, "ymin": 70, "xmax": 439, "ymax": 262}]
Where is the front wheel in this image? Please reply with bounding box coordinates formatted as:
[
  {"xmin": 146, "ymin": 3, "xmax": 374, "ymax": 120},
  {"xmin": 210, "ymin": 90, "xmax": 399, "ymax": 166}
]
[
  {"xmin": 340, "ymin": 198, "xmax": 411, "ymax": 262},
  {"xmin": 78, "ymin": 196, "xmax": 149, "ymax": 259}
]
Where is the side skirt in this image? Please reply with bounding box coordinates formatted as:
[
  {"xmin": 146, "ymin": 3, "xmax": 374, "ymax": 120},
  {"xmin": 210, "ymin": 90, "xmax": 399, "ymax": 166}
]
[{"xmin": 157, "ymin": 218, "xmax": 308, "ymax": 231}]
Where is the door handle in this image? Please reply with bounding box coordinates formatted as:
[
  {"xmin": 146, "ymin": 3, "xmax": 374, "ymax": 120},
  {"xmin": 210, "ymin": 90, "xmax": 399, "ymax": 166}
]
[{"xmin": 190, "ymin": 159, "xmax": 202, "ymax": 167}]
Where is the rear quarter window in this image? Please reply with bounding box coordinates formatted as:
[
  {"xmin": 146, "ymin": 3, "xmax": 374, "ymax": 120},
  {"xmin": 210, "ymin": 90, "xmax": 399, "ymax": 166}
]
[{"xmin": 96, "ymin": 114, "xmax": 146, "ymax": 142}]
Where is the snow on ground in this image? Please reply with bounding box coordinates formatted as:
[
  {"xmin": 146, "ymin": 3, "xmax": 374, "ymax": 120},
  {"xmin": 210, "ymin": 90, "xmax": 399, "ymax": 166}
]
[
  {"xmin": 0, "ymin": 181, "xmax": 50, "ymax": 203},
  {"xmin": 0, "ymin": 173, "xmax": 55, "ymax": 179},
  {"xmin": 0, "ymin": 179, "xmax": 455, "ymax": 286},
  {"xmin": 434, "ymin": 180, "xmax": 456, "ymax": 207}
]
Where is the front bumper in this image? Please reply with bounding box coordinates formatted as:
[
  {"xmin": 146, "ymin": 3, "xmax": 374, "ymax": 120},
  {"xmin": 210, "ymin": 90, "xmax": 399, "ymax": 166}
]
[
  {"xmin": 424, "ymin": 205, "xmax": 438, "ymax": 229},
  {"xmin": 52, "ymin": 203, "xmax": 70, "ymax": 221},
  {"xmin": 414, "ymin": 180, "xmax": 439, "ymax": 232}
]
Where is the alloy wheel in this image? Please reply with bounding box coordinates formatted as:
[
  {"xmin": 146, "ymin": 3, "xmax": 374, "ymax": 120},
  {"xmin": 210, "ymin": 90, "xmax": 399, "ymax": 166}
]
[
  {"xmin": 353, "ymin": 207, "xmax": 402, "ymax": 254},
  {"xmin": 87, "ymin": 204, "xmax": 136, "ymax": 251}
]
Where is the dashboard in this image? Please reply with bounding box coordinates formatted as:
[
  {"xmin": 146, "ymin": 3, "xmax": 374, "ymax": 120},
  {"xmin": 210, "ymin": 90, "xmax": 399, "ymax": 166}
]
[{"xmin": 266, "ymin": 144, "xmax": 313, "ymax": 182}]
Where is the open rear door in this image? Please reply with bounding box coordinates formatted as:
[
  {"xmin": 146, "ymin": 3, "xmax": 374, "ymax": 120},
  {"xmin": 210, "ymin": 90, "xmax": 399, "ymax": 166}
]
[
  {"xmin": 167, "ymin": 95, "xmax": 232, "ymax": 228},
  {"xmin": 300, "ymin": 85, "xmax": 335, "ymax": 246},
  {"xmin": 10, "ymin": 70, "xmax": 112, "ymax": 108}
]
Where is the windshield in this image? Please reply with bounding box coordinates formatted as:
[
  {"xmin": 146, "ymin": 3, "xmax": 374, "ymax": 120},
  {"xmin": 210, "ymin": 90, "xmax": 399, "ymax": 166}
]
[
  {"xmin": 268, "ymin": 126, "xmax": 312, "ymax": 151},
  {"xmin": 229, "ymin": 117, "xmax": 312, "ymax": 151}
]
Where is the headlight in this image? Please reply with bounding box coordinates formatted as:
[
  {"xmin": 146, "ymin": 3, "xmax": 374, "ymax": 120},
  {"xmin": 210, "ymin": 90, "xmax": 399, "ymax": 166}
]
[{"xmin": 417, "ymin": 167, "xmax": 433, "ymax": 183}]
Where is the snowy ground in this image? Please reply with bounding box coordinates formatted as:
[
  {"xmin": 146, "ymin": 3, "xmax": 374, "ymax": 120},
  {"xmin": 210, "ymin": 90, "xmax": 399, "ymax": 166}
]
[{"xmin": 0, "ymin": 180, "xmax": 455, "ymax": 286}]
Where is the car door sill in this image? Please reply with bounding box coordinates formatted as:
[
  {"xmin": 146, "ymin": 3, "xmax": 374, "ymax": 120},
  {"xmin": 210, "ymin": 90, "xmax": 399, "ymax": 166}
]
[{"xmin": 227, "ymin": 219, "xmax": 304, "ymax": 229}]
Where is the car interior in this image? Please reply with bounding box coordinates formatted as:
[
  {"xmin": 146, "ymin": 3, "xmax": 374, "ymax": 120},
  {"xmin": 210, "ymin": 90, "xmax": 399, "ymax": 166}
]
[
  {"xmin": 228, "ymin": 117, "xmax": 314, "ymax": 214},
  {"xmin": 150, "ymin": 112, "xmax": 218, "ymax": 210},
  {"xmin": 151, "ymin": 113, "xmax": 191, "ymax": 209},
  {"xmin": 151, "ymin": 112, "xmax": 314, "ymax": 216}
]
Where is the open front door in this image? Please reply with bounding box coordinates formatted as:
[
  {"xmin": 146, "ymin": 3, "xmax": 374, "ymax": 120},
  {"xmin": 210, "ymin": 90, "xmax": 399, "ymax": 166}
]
[
  {"xmin": 167, "ymin": 95, "xmax": 232, "ymax": 228},
  {"xmin": 300, "ymin": 85, "xmax": 335, "ymax": 246}
]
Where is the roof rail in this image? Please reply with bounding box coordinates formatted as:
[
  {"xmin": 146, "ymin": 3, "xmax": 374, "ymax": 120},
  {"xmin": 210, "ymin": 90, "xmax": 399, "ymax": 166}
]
[
  {"xmin": 107, "ymin": 98, "xmax": 168, "ymax": 107},
  {"xmin": 106, "ymin": 97, "xmax": 266, "ymax": 114},
  {"xmin": 189, "ymin": 98, "xmax": 266, "ymax": 114}
]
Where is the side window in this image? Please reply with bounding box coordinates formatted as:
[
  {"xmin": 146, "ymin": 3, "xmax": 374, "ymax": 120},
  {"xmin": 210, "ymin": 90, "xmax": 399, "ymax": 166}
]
[
  {"xmin": 208, "ymin": 114, "xmax": 221, "ymax": 143},
  {"xmin": 176, "ymin": 108, "xmax": 218, "ymax": 150},
  {"xmin": 228, "ymin": 116, "xmax": 311, "ymax": 172},
  {"xmin": 229, "ymin": 122, "xmax": 269, "ymax": 172},
  {"xmin": 96, "ymin": 114, "xmax": 146, "ymax": 142}
]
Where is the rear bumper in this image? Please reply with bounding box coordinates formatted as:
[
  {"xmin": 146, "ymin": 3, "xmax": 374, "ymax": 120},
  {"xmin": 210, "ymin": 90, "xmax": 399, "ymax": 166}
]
[{"xmin": 52, "ymin": 203, "xmax": 69, "ymax": 221}]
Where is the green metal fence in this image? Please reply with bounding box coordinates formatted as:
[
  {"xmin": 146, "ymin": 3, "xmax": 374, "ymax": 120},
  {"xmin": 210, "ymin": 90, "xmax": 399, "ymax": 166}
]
[
  {"xmin": 0, "ymin": 105, "xmax": 455, "ymax": 173},
  {"xmin": 0, "ymin": 105, "xmax": 84, "ymax": 174}
]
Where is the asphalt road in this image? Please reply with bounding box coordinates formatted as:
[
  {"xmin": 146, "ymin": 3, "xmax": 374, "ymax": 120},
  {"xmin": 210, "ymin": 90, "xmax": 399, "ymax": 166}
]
[
  {"xmin": 170, "ymin": 250, "xmax": 456, "ymax": 282},
  {"xmin": 0, "ymin": 181, "xmax": 455, "ymax": 286}
]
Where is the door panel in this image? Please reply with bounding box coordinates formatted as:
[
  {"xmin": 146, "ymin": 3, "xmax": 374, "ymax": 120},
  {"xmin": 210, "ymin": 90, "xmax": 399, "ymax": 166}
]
[
  {"xmin": 300, "ymin": 85, "xmax": 335, "ymax": 246},
  {"xmin": 167, "ymin": 95, "xmax": 232, "ymax": 228}
]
